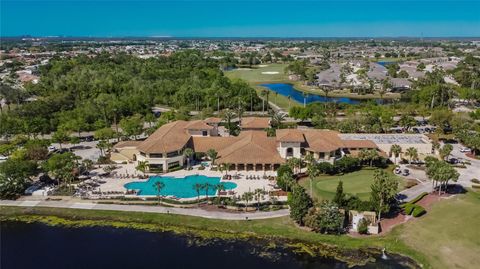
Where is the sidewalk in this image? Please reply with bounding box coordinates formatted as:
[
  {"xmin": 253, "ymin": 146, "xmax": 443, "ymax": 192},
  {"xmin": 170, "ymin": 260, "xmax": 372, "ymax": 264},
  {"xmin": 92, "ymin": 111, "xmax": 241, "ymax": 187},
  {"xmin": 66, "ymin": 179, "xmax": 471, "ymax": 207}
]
[{"xmin": 0, "ymin": 199, "xmax": 290, "ymax": 220}]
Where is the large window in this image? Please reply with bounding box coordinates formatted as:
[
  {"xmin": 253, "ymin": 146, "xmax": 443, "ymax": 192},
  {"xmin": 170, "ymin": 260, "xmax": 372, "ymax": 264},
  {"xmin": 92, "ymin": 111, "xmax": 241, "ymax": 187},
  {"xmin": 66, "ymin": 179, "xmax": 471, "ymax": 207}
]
[
  {"xmin": 149, "ymin": 153, "xmax": 163, "ymax": 158},
  {"xmin": 166, "ymin": 151, "xmax": 179, "ymax": 158}
]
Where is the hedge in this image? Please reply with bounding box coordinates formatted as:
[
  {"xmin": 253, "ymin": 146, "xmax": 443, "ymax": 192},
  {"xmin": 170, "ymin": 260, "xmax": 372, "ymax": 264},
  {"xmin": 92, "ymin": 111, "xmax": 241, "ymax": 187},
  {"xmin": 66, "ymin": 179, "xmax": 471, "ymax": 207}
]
[
  {"xmin": 410, "ymin": 192, "xmax": 429, "ymax": 204},
  {"xmin": 404, "ymin": 203, "xmax": 415, "ymax": 215},
  {"xmin": 412, "ymin": 205, "xmax": 426, "ymax": 217}
]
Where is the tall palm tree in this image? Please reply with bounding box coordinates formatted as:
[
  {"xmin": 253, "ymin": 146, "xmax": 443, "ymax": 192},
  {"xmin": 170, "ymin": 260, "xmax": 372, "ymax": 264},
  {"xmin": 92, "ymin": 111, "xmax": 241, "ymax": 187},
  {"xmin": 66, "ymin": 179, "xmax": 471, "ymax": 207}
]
[
  {"xmin": 254, "ymin": 188, "xmax": 266, "ymax": 211},
  {"xmin": 405, "ymin": 147, "xmax": 418, "ymax": 164},
  {"xmin": 307, "ymin": 161, "xmax": 319, "ymax": 197},
  {"xmin": 270, "ymin": 111, "xmax": 285, "ymax": 129},
  {"xmin": 216, "ymin": 183, "xmax": 226, "ymax": 196},
  {"xmin": 203, "ymin": 183, "xmax": 212, "ymax": 200},
  {"xmin": 193, "ymin": 183, "xmax": 203, "ymax": 204},
  {"xmin": 390, "ymin": 144, "xmax": 402, "ymax": 164},
  {"xmin": 136, "ymin": 160, "xmax": 149, "ymax": 175},
  {"xmin": 183, "ymin": 147, "xmax": 194, "ymax": 169},
  {"xmin": 206, "ymin": 149, "xmax": 218, "ymax": 165},
  {"xmin": 153, "ymin": 181, "xmax": 165, "ymax": 205},
  {"xmin": 242, "ymin": 191, "xmax": 254, "ymax": 212},
  {"xmin": 221, "ymin": 109, "xmax": 236, "ymax": 134}
]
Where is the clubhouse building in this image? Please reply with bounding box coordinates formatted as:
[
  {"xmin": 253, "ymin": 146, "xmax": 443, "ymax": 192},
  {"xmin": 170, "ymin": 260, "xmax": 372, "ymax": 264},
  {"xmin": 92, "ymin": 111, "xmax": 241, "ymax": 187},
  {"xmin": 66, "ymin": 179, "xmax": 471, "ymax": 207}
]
[{"xmin": 113, "ymin": 117, "xmax": 386, "ymax": 173}]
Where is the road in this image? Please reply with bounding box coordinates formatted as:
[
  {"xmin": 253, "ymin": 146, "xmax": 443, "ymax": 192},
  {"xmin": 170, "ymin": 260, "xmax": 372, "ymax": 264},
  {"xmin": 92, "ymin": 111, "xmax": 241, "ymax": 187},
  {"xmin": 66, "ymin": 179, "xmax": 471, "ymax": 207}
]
[
  {"xmin": 0, "ymin": 199, "xmax": 290, "ymax": 220},
  {"xmin": 398, "ymin": 143, "xmax": 480, "ymax": 202}
]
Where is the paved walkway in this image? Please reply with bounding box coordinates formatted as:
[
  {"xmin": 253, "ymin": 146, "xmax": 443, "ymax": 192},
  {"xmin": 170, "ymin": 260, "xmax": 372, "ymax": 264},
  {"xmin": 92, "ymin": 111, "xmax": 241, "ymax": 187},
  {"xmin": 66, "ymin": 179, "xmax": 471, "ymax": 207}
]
[{"xmin": 0, "ymin": 199, "xmax": 290, "ymax": 220}]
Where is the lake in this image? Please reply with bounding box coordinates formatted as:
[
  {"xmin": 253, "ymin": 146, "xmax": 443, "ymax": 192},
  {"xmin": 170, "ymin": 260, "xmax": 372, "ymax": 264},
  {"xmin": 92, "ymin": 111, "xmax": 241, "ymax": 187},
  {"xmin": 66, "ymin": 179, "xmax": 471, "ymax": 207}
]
[
  {"xmin": 1, "ymin": 221, "xmax": 411, "ymax": 269},
  {"xmin": 260, "ymin": 83, "xmax": 366, "ymax": 105}
]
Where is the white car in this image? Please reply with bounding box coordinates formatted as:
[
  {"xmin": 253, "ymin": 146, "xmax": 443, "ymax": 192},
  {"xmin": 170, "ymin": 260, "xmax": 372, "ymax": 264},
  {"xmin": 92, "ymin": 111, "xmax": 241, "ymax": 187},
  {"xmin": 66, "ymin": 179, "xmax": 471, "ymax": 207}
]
[
  {"xmin": 460, "ymin": 147, "xmax": 471, "ymax": 153},
  {"xmin": 0, "ymin": 155, "xmax": 8, "ymax": 161},
  {"xmin": 48, "ymin": 146, "xmax": 57, "ymax": 151}
]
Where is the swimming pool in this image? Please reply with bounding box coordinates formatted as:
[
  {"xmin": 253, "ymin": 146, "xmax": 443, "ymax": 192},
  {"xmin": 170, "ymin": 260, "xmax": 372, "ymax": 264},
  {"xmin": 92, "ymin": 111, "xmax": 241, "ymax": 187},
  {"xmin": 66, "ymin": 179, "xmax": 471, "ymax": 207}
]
[{"xmin": 124, "ymin": 175, "xmax": 237, "ymax": 198}]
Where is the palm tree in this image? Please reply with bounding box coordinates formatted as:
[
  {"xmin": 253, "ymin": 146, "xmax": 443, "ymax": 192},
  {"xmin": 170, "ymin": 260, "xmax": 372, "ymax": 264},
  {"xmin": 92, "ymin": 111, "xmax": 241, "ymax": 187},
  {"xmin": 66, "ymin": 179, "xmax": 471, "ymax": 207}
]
[
  {"xmin": 216, "ymin": 183, "xmax": 226, "ymax": 196},
  {"xmin": 183, "ymin": 148, "xmax": 194, "ymax": 169},
  {"xmin": 223, "ymin": 163, "xmax": 232, "ymax": 176},
  {"xmin": 270, "ymin": 111, "xmax": 285, "ymax": 129},
  {"xmin": 153, "ymin": 181, "xmax": 165, "ymax": 205},
  {"xmin": 390, "ymin": 144, "xmax": 402, "ymax": 165},
  {"xmin": 307, "ymin": 161, "xmax": 319, "ymax": 197},
  {"xmin": 221, "ymin": 109, "xmax": 236, "ymax": 134},
  {"xmin": 405, "ymin": 147, "xmax": 418, "ymax": 164},
  {"xmin": 254, "ymin": 188, "xmax": 266, "ymax": 211},
  {"xmin": 242, "ymin": 191, "xmax": 254, "ymax": 212},
  {"xmin": 260, "ymin": 89, "xmax": 270, "ymax": 113},
  {"xmin": 206, "ymin": 149, "xmax": 218, "ymax": 165},
  {"xmin": 193, "ymin": 183, "xmax": 203, "ymax": 204},
  {"xmin": 203, "ymin": 183, "xmax": 212, "ymax": 200},
  {"xmin": 136, "ymin": 160, "xmax": 149, "ymax": 175}
]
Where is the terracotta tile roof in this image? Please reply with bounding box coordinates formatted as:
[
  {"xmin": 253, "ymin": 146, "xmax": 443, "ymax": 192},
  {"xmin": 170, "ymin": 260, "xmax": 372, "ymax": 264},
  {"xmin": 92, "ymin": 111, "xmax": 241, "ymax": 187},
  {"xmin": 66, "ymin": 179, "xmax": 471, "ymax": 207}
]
[
  {"xmin": 240, "ymin": 117, "xmax": 270, "ymax": 129},
  {"xmin": 113, "ymin": 140, "xmax": 142, "ymax": 149},
  {"xmin": 342, "ymin": 140, "xmax": 378, "ymax": 149},
  {"xmin": 192, "ymin": 136, "xmax": 239, "ymax": 153},
  {"xmin": 204, "ymin": 117, "xmax": 222, "ymax": 124},
  {"xmin": 216, "ymin": 131, "xmax": 285, "ymax": 164},
  {"xmin": 185, "ymin": 120, "xmax": 214, "ymax": 130},
  {"xmin": 276, "ymin": 129, "xmax": 305, "ymax": 143},
  {"xmin": 137, "ymin": 121, "xmax": 191, "ymax": 154},
  {"xmin": 301, "ymin": 129, "xmax": 345, "ymax": 152}
]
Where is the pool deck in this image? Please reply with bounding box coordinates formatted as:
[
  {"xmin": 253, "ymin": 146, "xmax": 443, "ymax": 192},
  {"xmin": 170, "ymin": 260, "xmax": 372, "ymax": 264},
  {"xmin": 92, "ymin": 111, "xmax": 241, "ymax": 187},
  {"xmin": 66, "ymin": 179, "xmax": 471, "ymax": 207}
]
[{"xmin": 89, "ymin": 163, "xmax": 280, "ymax": 203}]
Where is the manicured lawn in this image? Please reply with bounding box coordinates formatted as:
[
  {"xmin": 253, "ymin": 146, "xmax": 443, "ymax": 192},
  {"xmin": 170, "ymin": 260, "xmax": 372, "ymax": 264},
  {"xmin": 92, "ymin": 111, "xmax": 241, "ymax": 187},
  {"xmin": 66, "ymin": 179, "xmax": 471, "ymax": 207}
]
[
  {"xmin": 299, "ymin": 168, "xmax": 403, "ymax": 201},
  {"xmin": 225, "ymin": 64, "xmax": 289, "ymax": 83},
  {"xmin": 393, "ymin": 190, "xmax": 480, "ymax": 269}
]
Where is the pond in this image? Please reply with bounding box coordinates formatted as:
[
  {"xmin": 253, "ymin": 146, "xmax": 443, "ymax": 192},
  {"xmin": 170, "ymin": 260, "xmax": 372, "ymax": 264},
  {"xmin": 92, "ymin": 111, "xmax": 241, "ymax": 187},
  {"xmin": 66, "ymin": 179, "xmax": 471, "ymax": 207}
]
[
  {"xmin": 260, "ymin": 83, "xmax": 369, "ymax": 105},
  {"xmin": 1, "ymin": 221, "xmax": 412, "ymax": 269}
]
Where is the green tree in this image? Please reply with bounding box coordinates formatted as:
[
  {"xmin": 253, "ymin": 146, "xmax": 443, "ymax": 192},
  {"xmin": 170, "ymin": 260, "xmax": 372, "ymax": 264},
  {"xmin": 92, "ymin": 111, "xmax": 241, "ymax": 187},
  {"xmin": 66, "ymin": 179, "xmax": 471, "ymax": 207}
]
[
  {"xmin": 242, "ymin": 191, "xmax": 254, "ymax": 212},
  {"xmin": 183, "ymin": 148, "xmax": 194, "ymax": 169},
  {"xmin": 42, "ymin": 152, "xmax": 79, "ymax": 190},
  {"xmin": 136, "ymin": 160, "xmax": 149, "ymax": 175},
  {"xmin": 119, "ymin": 114, "xmax": 144, "ymax": 139},
  {"xmin": 332, "ymin": 180, "xmax": 346, "ymax": 207},
  {"xmin": 193, "ymin": 183, "xmax": 203, "ymax": 204},
  {"xmin": 52, "ymin": 129, "xmax": 70, "ymax": 150},
  {"xmin": 439, "ymin": 144, "xmax": 453, "ymax": 161},
  {"xmin": 405, "ymin": 147, "xmax": 418, "ymax": 164},
  {"xmin": 288, "ymin": 185, "xmax": 313, "ymax": 225},
  {"xmin": 153, "ymin": 181, "xmax": 165, "ymax": 204},
  {"xmin": 370, "ymin": 169, "xmax": 399, "ymax": 220},
  {"xmin": 206, "ymin": 149, "xmax": 218, "ymax": 165},
  {"xmin": 390, "ymin": 144, "xmax": 402, "ymax": 165}
]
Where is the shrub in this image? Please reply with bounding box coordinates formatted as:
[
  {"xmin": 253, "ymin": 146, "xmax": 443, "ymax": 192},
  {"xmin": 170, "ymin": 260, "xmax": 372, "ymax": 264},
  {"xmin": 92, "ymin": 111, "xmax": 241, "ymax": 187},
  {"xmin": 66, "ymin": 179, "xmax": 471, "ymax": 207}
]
[
  {"xmin": 317, "ymin": 162, "xmax": 334, "ymax": 174},
  {"xmin": 471, "ymin": 178, "xmax": 480, "ymax": 184},
  {"xmin": 198, "ymin": 166, "xmax": 205, "ymax": 170},
  {"xmin": 412, "ymin": 205, "xmax": 426, "ymax": 217},
  {"xmin": 403, "ymin": 203, "xmax": 415, "ymax": 215},
  {"xmin": 472, "ymin": 184, "xmax": 480, "ymax": 189},
  {"xmin": 277, "ymin": 164, "xmax": 293, "ymax": 178},
  {"xmin": 334, "ymin": 156, "xmax": 361, "ymax": 174},
  {"xmin": 357, "ymin": 218, "xmax": 369, "ymax": 234},
  {"xmin": 410, "ymin": 192, "xmax": 428, "ymax": 204}
]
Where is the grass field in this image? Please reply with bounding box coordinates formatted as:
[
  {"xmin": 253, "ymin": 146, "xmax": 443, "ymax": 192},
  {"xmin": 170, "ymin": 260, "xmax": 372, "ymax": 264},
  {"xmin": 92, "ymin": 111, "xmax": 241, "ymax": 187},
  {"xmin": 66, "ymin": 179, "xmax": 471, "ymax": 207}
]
[
  {"xmin": 299, "ymin": 168, "xmax": 403, "ymax": 201},
  {"xmin": 225, "ymin": 64, "xmax": 289, "ymax": 83},
  {"xmin": 393, "ymin": 190, "xmax": 480, "ymax": 269}
]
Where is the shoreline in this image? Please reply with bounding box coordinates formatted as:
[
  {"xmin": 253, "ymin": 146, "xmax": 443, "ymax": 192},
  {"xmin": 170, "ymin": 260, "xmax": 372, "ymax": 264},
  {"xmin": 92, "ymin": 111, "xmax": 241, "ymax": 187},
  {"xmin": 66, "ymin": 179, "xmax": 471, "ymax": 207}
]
[{"xmin": 0, "ymin": 205, "xmax": 424, "ymax": 268}]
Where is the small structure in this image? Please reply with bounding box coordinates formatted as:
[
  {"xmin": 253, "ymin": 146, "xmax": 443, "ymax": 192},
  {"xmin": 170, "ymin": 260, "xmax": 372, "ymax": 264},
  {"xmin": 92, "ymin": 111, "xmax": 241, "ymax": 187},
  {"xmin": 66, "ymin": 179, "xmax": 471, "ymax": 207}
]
[{"xmin": 349, "ymin": 210, "xmax": 379, "ymax": 234}]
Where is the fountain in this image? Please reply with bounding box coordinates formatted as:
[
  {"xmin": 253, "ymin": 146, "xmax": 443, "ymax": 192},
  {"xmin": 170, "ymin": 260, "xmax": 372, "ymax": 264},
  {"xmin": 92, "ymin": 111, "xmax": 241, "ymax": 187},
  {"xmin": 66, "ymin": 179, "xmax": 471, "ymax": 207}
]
[{"xmin": 381, "ymin": 248, "xmax": 389, "ymax": 260}]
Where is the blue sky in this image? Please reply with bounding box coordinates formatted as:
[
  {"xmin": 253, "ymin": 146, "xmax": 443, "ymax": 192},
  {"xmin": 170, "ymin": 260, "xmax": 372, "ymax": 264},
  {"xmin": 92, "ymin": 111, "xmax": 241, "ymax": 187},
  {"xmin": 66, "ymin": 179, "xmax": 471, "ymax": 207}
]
[{"xmin": 1, "ymin": 0, "xmax": 480, "ymax": 37}]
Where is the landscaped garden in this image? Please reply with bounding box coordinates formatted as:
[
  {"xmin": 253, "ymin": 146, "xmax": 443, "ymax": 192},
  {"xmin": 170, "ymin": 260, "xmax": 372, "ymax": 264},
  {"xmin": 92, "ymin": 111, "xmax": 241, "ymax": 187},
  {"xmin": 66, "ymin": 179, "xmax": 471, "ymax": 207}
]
[
  {"xmin": 299, "ymin": 167, "xmax": 403, "ymax": 201},
  {"xmin": 225, "ymin": 64, "xmax": 288, "ymax": 83}
]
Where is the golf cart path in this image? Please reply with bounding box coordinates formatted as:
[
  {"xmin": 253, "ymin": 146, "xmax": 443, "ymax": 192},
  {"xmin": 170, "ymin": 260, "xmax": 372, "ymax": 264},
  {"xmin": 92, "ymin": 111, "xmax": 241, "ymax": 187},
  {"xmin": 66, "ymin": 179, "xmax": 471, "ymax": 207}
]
[{"xmin": 0, "ymin": 199, "xmax": 290, "ymax": 220}]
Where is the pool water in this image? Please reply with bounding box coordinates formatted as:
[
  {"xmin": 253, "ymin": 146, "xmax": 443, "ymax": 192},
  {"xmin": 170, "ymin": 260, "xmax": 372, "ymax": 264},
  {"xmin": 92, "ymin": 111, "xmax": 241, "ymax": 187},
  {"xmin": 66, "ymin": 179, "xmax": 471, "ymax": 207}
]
[{"xmin": 124, "ymin": 175, "xmax": 237, "ymax": 198}]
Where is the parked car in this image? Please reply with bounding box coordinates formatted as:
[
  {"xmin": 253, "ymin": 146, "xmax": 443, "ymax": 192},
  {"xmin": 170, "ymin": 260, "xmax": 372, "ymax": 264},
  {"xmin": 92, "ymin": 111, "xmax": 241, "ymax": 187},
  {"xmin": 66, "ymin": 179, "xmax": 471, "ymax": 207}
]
[
  {"xmin": 48, "ymin": 146, "xmax": 56, "ymax": 151},
  {"xmin": 394, "ymin": 167, "xmax": 401, "ymax": 174},
  {"xmin": 460, "ymin": 147, "xmax": 471, "ymax": 153},
  {"xmin": 448, "ymin": 158, "xmax": 459, "ymax": 164},
  {"xmin": 0, "ymin": 155, "xmax": 8, "ymax": 161},
  {"xmin": 402, "ymin": 169, "xmax": 410, "ymax": 176}
]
